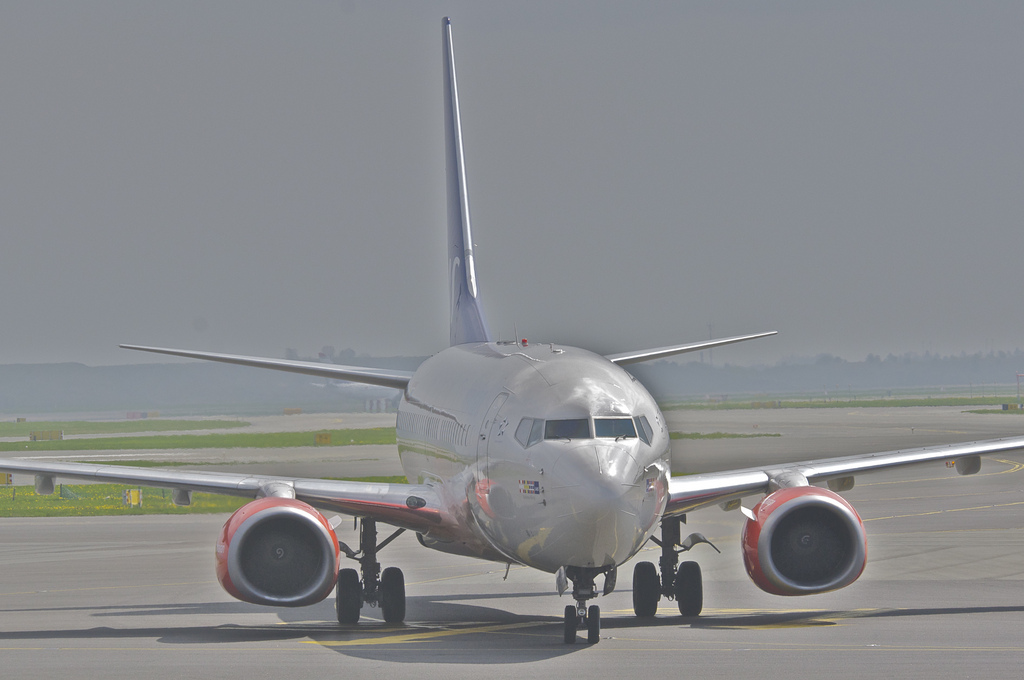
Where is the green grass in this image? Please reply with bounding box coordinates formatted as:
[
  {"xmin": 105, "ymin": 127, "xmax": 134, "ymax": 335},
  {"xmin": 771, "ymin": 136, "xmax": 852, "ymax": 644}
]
[
  {"xmin": 0, "ymin": 483, "xmax": 248, "ymax": 516},
  {"xmin": 320, "ymin": 475, "xmax": 408, "ymax": 484},
  {"xmin": 0, "ymin": 428, "xmax": 396, "ymax": 452},
  {"xmin": 77, "ymin": 460, "xmax": 212, "ymax": 467},
  {"xmin": 670, "ymin": 431, "xmax": 781, "ymax": 440},
  {"xmin": 0, "ymin": 475, "xmax": 410, "ymax": 517},
  {"xmin": 663, "ymin": 397, "xmax": 1019, "ymax": 411},
  {"xmin": 0, "ymin": 419, "xmax": 248, "ymax": 437}
]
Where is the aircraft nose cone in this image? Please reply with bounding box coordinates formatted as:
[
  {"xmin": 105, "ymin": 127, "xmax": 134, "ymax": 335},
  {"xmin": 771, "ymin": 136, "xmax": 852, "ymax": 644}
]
[
  {"xmin": 553, "ymin": 443, "xmax": 640, "ymax": 489},
  {"xmin": 540, "ymin": 442, "xmax": 649, "ymax": 569}
]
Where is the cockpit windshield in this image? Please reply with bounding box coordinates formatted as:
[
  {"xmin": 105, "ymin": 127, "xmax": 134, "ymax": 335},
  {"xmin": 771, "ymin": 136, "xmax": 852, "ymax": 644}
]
[
  {"xmin": 544, "ymin": 418, "xmax": 591, "ymax": 440},
  {"xmin": 514, "ymin": 415, "xmax": 652, "ymax": 447},
  {"xmin": 594, "ymin": 418, "xmax": 637, "ymax": 439}
]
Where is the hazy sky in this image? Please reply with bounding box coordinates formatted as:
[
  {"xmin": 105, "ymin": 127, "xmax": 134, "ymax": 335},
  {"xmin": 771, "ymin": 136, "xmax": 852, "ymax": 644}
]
[{"xmin": 2, "ymin": 2, "xmax": 1022, "ymax": 367}]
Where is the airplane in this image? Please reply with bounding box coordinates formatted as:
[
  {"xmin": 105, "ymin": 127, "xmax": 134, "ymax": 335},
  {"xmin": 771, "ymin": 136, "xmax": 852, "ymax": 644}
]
[{"xmin": 4, "ymin": 17, "xmax": 1024, "ymax": 645}]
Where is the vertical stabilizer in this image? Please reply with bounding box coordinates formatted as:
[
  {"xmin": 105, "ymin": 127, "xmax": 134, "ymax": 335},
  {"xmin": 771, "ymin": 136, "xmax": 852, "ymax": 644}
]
[{"xmin": 443, "ymin": 17, "xmax": 490, "ymax": 346}]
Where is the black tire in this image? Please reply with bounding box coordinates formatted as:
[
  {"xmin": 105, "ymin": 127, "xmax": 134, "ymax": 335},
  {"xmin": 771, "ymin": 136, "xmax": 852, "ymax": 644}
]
[
  {"xmin": 336, "ymin": 568, "xmax": 361, "ymax": 624},
  {"xmin": 675, "ymin": 561, "xmax": 703, "ymax": 617},
  {"xmin": 563, "ymin": 604, "xmax": 577, "ymax": 644},
  {"xmin": 632, "ymin": 561, "xmax": 660, "ymax": 617},
  {"xmin": 586, "ymin": 604, "xmax": 600, "ymax": 644},
  {"xmin": 380, "ymin": 566, "xmax": 406, "ymax": 624}
]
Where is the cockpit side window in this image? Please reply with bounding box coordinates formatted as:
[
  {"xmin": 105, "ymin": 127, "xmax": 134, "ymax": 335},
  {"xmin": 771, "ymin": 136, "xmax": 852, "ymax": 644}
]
[
  {"xmin": 545, "ymin": 418, "xmax": 591, "ymax": 440},
  {"xmin": 594, "ymin": 418, "xmax": 637, "ymax": 439},
  {"xmin": 634, "ymin": 415, "xmax": 654, "ymax": 445},
  {"xmin": 515, "ymin": 417, "xmax": 549, "ymax": 448},
  {"xmin": 529, "ymin": 418, "xmax": 544, "ymax": 446},
  {"xmin": 514, "ymin": 418, "xmax": 533, "ymax": 447}
]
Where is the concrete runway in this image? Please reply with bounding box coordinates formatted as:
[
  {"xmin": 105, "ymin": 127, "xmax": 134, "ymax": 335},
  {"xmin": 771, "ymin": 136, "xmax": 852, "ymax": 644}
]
[{"xmin": 3, "ymin": 407, "xmax": 1024, "ymax": 678}]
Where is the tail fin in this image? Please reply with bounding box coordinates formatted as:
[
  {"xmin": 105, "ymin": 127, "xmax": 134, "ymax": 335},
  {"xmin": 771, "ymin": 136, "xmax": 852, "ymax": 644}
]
[{"xmin": 443, "ymin": 17, "xmax": 490, "ymax": 346}]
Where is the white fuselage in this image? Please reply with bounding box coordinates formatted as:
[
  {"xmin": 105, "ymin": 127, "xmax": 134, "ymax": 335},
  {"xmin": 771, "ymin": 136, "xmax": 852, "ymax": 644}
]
[{"xmin": 396, "ymin": 341, "xmax": 671, "ymax": 573}]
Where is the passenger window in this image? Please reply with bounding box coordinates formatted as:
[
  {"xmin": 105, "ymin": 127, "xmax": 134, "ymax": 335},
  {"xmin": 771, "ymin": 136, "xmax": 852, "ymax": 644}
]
[
  {"xmin": 595, "ymin": 418, "xmax": 636, "ymax": 439},
  {"xmin": 545, "ymin": 419, "xmax": 591, "ymax": 440},
  {"xmin": 634, "ymin": 415, "xmax": 654, "ymax": 445}
]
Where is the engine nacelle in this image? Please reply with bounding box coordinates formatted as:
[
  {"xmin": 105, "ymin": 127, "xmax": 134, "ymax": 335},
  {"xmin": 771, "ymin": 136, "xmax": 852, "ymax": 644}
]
[
  {"xmin": 741, "ymin": 486, "xmax": 866, "ymax": 596},
  {"xmin": 215, "ymin": 497, "xmax": 340, "ymax": 607}
]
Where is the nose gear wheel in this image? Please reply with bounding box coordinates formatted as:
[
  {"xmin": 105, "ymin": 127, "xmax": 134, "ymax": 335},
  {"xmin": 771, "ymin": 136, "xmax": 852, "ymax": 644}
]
[{"xmin": 562, "ymin": 566, "xmax": 605, "ymax": 644}]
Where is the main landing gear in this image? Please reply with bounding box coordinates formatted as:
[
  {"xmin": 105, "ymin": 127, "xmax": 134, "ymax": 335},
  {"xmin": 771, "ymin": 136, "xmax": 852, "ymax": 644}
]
[
  {"xmin": 562, "ymin": 566, "xmax": 607, "ymax": 644},
  {"xmin": 632, "ymin": 515, "xmax": 719, "ymax": 619},
  {"xmin": 336, "ymin": 517, "xmax": 407, "ymax": 625}
]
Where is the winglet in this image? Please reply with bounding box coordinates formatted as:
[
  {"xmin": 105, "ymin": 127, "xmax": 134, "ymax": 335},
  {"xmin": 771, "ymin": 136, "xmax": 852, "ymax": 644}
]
[{"xmin": 443, "ymin": 17, "xmax": 490, "ymax": 346}]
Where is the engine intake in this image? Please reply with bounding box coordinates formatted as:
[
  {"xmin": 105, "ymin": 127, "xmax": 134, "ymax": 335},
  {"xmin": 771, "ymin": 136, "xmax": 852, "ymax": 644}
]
[
  {"xmin": 216, "ymin": 497, "xmax": 340, "ymax": 607},
  {"xmin": 741, "ymin": 486, "xmax": 866, "ymax": 596}
]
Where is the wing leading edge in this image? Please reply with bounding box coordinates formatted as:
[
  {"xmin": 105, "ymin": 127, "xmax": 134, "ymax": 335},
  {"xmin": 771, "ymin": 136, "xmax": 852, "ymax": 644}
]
[
  {"xmin": 119, "ymin": 344, "xmax": 412, "ymax": 390},
  {"xmin": 0, "ymin": 457, "xmax": 441, "ymax": 532},
  {"xmin": 606, "ymin": 331, "xmax": 778, "ymax": 365},
  {"xmin": 665, "ymin": 435, "xmax": 1024, "ymax": 516}
]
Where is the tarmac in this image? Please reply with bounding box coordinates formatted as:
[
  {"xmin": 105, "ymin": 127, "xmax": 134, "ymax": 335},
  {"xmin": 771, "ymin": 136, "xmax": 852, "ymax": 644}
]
[{"xmin": 2, "ymin": 406, "xmax": 1024, "ymax": 678}]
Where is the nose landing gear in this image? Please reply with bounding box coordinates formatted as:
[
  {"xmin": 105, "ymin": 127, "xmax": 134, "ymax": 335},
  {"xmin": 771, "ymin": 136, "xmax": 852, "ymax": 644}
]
[{"xmin": 562, "ymin": 566, "xmax": 603, "ymax": 644}]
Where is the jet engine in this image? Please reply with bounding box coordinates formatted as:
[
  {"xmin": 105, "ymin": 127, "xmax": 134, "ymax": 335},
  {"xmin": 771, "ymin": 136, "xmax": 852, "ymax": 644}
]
[
  {"xmin": 741, "ymin": 486, "xmax": 866, "ymax": 596},
  {"xmin": 215, "ymin": 497, "xmax": 340, "ymax": 607}
]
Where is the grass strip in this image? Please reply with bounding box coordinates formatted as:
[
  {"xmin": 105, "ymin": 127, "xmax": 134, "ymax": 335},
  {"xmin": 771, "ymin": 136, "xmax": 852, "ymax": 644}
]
[
  {"xmin": 0, "ymin": 419, "xmax": 248, "ymax": 437},
  {"xmin": 0, "ymin": 475, "xmax": 410, "ymax": 517},
  {"xmin": 670, "ymin": 431, "xmax": 781, "ymax": 440},
  {"xmin": 663, "ymin": 397, "xmax": 1018, "ymax": 410},
  {"xmin": 0, "ymin": 428, "xmax": 396, "ymax": 452},
  {"xmin": 0, "ymin": 483, "xmax": 246, "ymax": 516},
  {"xmin": 78, "ymin": 460, "xmax": 213, "ymax": 467},
  {"xmin": 320, "ymin": 476, "xmax": 408, "ymax": 484}
]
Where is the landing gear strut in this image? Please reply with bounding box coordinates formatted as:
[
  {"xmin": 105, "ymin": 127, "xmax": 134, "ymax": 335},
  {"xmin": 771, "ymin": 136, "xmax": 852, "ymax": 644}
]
[
  {"xmin": 632, "ymin": 515, "xmax": 719, "ymax": 618},
  {"xmin": 336, "ymin": 517, "xmax": 407, "ymax": 624},
  {"xmin": 563, "ymin": 566, "xmax": 603, "ymax": 644}
]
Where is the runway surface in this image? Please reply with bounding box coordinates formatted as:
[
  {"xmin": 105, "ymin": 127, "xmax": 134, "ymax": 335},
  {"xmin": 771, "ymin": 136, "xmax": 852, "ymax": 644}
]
[{"xmin": 3, "ymin": 407, "xmax": 1024, "ymax": 678}]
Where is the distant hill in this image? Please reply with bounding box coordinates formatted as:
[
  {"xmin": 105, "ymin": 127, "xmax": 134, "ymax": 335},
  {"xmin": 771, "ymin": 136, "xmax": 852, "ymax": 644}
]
[
  {"xmin": 2, "ymin": 350, "xmax": 1022, "ymax": 416},
  {"xmin": 628, "ymin": 350, "xmax": 1024, "ymax": 400},
  {"xmin": 0, "ymin": 358, "xmax": 414, "ymax": 417}
]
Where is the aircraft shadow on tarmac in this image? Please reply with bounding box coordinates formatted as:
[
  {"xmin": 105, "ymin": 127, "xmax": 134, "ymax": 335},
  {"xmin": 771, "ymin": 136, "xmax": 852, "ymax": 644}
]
[
  {"xmin": 6, "ymin": 596, "xmax": 1024, "ymax": 663},
  {"xmin": 682, "ymin": 604, "xmax": 1024, "ymax": 630},
  {"xmin": 1, "ymin": 601, "xmax": 257, "ymax": 618},
  {"xmin": 278, "ymin": 592, "xmax": 585, "ymax": 663}
]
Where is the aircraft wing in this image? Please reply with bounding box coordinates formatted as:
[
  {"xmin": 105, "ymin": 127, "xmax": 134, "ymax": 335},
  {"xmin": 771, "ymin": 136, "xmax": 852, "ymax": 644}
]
[
  {"xmin": 605, "ymin": 331, "xmax": 778, "ymax": 365},
  {"xmin": 119, "ymin": 345, "xmax": 413, "ymax": 390},
  {"xmin": 0, "ymin": 458, "xmax": 441, "ymax": 532},
  {"xmin": 665, "ymin": 435, "xmax": 1024, "ymax": 516}
]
